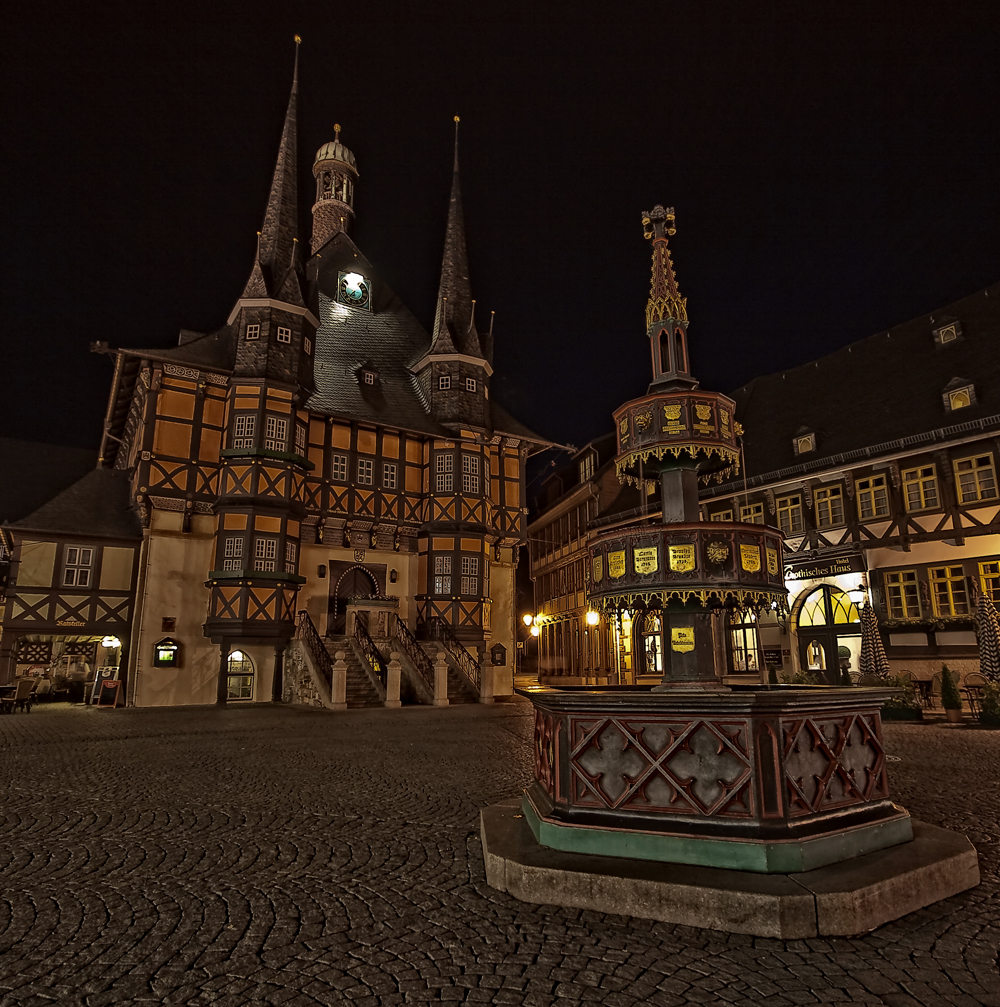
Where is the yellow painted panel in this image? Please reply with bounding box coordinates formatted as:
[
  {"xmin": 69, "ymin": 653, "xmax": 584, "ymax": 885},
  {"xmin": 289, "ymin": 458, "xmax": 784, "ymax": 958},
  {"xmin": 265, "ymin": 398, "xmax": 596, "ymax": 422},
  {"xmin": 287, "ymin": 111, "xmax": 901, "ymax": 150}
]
[
  {"xmin": 256, "ymin": 515, "xmax": 282, "ymax": 533},
  {"xmin": 406, "ymin": 439, "xmax": 422, "ymax": 463},
  {"xmin": 199, "ymin": 427, "xmax": 221, "ymax": 461},
  {"xmin": 432, "ymin": 537, "xmax": 455, "ymax": 551},
  {"xmin": 270, "ymin": 388, "xmax": 293, "ymax": 400},
  {"xmin": 234, "ymin": 397, "xmax": 258, "ymax": 410},
  {"xmin": 154, "ymin": 420, "xmax": 192, "ymax": 457},
  {"xmin": 382, "ymin": 434, "xmax": 399, "ymax": 459},
  {"xmin": 17, "ymin": 541, "xmax": 56, "ymax": 587},
  {"xmin": 235, "ymin": 385, "xmax": 259, "ymax": 395},
  {"xmin": 461, "ymin": 538, "xmax": 481, "ymax": 552},
  {"xmin": 357, "ymin": 428, "xmax": 376, "ymax": 454},
  {"xmin": 158, "ymin": 389, "xmax": 196, "ymax": 421},
  {"xmin": 506, "ymin": 480, "xmax": 520, "ymax": 507},
  {"xmin": 332, "ymin": 423, "xmax": 351, "ymax": 449},
  {"xmin": 287, "ymin": 520, "xmax": 300, "ymax": 537},
  {"xmin": 99, "ymin": 547, "xmax": 134, "ymax": 591},
  {"xmin": 267, "ymin": 397, "xmax": 292, "ymax": 414},
  {"xmin": 309, "ymin": 417, "xmax": 325, "ymax": 442},
  {"xmin": 505, "ymin": 457, "xmax": 520, "ymax": 478},
  {"xmin": 405, "ymin": 465, "xmax": 421, "ymax": 493},
  {"xmin": 202, "ymin": 397, "xmax": 225, "ymax": 428},
  {"xmin": 223, "ymin": 513, "xmax": 248, "ymax": 530},
  {"xmin": 309, "ymin": 445, "xmax": 324, "ymax": 468}
]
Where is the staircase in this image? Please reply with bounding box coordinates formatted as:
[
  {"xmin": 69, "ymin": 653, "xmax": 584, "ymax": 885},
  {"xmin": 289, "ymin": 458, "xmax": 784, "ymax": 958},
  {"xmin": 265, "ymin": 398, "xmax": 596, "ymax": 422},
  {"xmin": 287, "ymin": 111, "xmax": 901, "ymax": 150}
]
[
  {"xmin": 446, "ymin": 664, "xmax": 478, "ymax": 704},
  {"xmin": 323, "ymin": 636, "xmax": 383, "ymax": 708}
]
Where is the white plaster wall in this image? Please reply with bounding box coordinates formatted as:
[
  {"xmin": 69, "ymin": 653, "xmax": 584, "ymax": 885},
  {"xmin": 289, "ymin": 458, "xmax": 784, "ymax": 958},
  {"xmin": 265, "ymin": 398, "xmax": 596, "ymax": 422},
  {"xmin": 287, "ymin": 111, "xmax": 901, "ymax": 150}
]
[{"xmin": 489, "ymin": 555, "xmax": 516, "ymax": 695}]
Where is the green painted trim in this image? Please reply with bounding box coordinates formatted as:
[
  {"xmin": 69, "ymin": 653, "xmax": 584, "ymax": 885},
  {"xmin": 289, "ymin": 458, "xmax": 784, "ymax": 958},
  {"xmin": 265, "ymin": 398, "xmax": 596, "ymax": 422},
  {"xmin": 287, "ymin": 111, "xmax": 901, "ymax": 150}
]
[
  {"xmin": 522, "ymin": 797, "xmax": 913, "ymax": 874},
  {"xmin": 220, "ymin": 447, "xmax": 315, "ymax": 471}
]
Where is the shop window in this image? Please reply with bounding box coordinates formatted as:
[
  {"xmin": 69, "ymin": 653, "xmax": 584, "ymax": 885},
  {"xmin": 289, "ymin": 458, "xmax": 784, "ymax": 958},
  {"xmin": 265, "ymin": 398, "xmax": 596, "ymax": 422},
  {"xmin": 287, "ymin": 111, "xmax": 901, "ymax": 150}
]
[
  {"xmin": 63, "ymin": 546, "xmax": 94, "ymax": 587},
  {"xmin": 814, "ymin": 486, "xmax": 844, "ymax": 528},
  {"xmin": 954, "ymin": 455, "xmax": 998, "ymax": 504},
  {"xmin": 798, "ymin": 587, "xmax": 860, "ymax": 627},
  {"xmin": 461, "ymin": 454, "xmax": 480, "ymax": 494},
  {"xmin": 776, "ymin": 494, "xmax": 803, "ymax": 535},
  {"xmin": 435, "ymin": 453, "xmax": 454, "ymax": 493},
  {"xmin": 740, "ymin": 503, "xmax": 764, "ymax": 524},
  {"xmin": 929, "ymin": 565, "xmax": 969, "ymax": 616},
  {"xmin": 433, "ymin": 555, "xmax": 452, "ymax": 594},
  {"xmin": 980, "ymin": 561, "xmax": 1000, "ymax": 604},
  {"xmin": 902, "ymin": 465, "xmax": 938, "ymax": 511},
  {"xmin": 884, "ymin": 570, "xmax": 920, "ymax": 619},
  {"xmin": 227, "ymin": 651, "xmax": 254, "ymax": 700},
  {"xmin": 855, "ymin": 475, "xmax": 889, "ymax": 520}
]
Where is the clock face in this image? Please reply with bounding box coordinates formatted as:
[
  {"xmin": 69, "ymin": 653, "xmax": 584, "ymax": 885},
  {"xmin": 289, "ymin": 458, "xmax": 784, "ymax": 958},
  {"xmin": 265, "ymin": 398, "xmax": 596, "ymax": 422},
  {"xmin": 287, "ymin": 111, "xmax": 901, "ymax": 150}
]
[{"xmin": 338, "ymin": 271, "xmax": 371, "ymax": 309}]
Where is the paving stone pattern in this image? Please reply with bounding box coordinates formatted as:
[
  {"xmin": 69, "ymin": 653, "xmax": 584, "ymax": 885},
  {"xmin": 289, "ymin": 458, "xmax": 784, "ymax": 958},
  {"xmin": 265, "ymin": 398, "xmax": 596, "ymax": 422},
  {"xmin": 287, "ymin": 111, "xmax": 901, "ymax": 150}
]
[{"xmin": 1, "ymin": 703, "xmax": 998, "ymax": 1006}]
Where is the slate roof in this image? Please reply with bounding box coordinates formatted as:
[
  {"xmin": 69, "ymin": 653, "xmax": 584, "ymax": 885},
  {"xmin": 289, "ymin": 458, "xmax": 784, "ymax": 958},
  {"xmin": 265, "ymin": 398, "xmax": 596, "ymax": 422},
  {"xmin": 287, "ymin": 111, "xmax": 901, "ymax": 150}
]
[
  {"xmin": 119, "ymin": 330, "xmax": 236, "ymax": 373},
  {"xmin": 0, "ymin": 439, "xmax": 99, "ymax": 525},
  {"xmin": 13, "ymin": 468, "xmax": 142, "ymax": 540},
  {"xmin": 732, "ymin": 280, "xmax": 1000, "ymax": 481}
]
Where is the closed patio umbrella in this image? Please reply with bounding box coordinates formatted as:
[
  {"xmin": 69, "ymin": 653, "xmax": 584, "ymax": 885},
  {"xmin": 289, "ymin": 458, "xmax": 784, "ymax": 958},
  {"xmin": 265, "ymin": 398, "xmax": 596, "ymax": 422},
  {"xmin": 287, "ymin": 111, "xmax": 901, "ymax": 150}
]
[
  {"xmin": 858, "ymin": 601, "xmax": 890, "ymax": 681},
  {"xmin": 974, "ymin": 589, "xmax": 1000, "ymax": 684}
]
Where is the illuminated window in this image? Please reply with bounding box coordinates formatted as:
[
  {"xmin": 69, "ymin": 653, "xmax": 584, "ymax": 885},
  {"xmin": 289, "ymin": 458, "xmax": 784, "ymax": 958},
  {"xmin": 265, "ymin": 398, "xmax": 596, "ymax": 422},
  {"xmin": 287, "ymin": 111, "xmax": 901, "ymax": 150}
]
[
  {"xmin": 332, "ymin": 453, "xmax": 348, "ymax": 482},
  {"xmin": 856, "ymin": 474, "xmax": 889, "ymax": 520},
  {"xmin": 245, "ymin": 323, "xmax": 260, "ymax": 340},
  {"xmin": 227, "ymin": 651, "xmax": 254, "ymax": 700},
  {"xmin": 740, "ymin": 503, "xmax": 764, "ymax": 524},
  {"xmin": 254, "ymin": 537, "xmax": 277, "ymax": 572},
  {"xmin": 357, "ymin": 458, "xmax": 373, "ymax": 485},
  {"xmin": 383, "ymin": 463, "xmax": 397, "ymax": 490},
  {"xmin": 264, "ymin": 415, "xmax": 287, "ymax": 452},
  {"xmin": 438, "ymin": 375, "xmax": 451, "ymax": 391},
  {"xmin": 461, "ymin": 555, "xmax": 479, "ymax": 595},
  {"xmin": 233, "ymin": 414, "xmax": 255, "ymax": 450},
  {"xmin": 462, "ymin": 454, "xmax": 480, "ymax": 494},
  {"xmin": 815, "ymin": 486, "xmax": 844, "ymax": 528},
  {"xmin": 954, "ymin": 455, "xmax": 998, "ymax": 504},
  {"xmin": 948, "ymin": 387, "xmax": 972, "ymax": 411},
  {"xmin": 794, "ymin": 433, "xmax": 816, "ymax": 455},
  {"xmin": 276, "ymin": 326, "xmax": 292, "ymax": 344},
  {"xmin": 902, "ymin": 465, "xmax": 938, "ymax": 511},
  {"xmin": 929, "ymin": 565, "xmax": 969, "ymax": 616},
  {"xmin": 980, "ymin": 561, "xmax": 1000, "ymax": 603},
  {"xmin": 884, "ymin": 570, "xmax": 920, "ymax": 619},
  {"xmin": 63, "ymin": 546, "xmax": 94, "ymax": 587},
  {"xmin": 435, "ymin": 453, "xmax": 454, "ymax": 493},
  {"xmin": 223, "ymin": 536, "xmax": 243, "ymax": 572},
  {"xmin": 465, "ymin": 377, "xmax": 477, "ymax": 392},
  {"xmin": 798, "ymin": 586, "xmax": 860, "ymax": 627},
  {"xmin": 433, "ymin": 555, "xmax": 452, "ymax": 594},
  {"xmin": 710, "ymin": 509, "xmax": 733, "ymax": 522},
  {"xmin": 777, "ymin": 494, "xmax": 803, "ymax": 535},
  {"xmin": 284, "ymin": 540, "xmax": 297, "ymax": 575}
]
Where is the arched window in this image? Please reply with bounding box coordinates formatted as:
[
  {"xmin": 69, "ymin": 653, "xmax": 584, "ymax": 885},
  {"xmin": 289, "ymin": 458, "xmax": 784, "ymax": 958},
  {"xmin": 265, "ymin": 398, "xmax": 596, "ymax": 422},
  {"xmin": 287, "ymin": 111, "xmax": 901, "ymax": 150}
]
[
  {"xmin": 795, "ymin": 586, "xmax": 861, "ymax": 684},
  {"xmin": 674, "ymin": 329, "xmax": 687, "ymax": 373},
  {"xmin": 659, "ymin": 328, "xmax": 671, "ymax": 373},
  {"xmin": 227, "ymin": 651, "xmax": 254, "ymax": 700}
]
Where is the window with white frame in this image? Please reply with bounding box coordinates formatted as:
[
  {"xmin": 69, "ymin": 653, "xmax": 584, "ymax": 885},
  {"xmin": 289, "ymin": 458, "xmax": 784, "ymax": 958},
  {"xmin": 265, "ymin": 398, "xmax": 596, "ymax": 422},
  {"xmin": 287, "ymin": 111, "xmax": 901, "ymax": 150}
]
[
  {"xmin": 740, "ymin": 502, "xmax": 764, "ymax": 524},
  {"xmin": 245, "ymin": 323, "xmax": 260, "ymax": 340},
  {"xmin": 303, "ymin": 336, "xmax": 312, "ymax": 355},
  {"xmin": 438, "ymin": 375, "xmax": 451, "ymax": 390},
  {"xmin": 276, "ymin": 326, "xmax": 292, "ymax": 343},
  {"xmin": 357, "ymin": 457, "xmax": 374, "ymax": 485},
  {"xmin": 233, "ymin": 414, "xmax": 256, "ymax": 450},
  {"xmin": 814, "ymin": 486, "xmax": 844, "ymax": 528},
  {"xmin": 462, "ymin": 454, "xmax": 480, "ymax": 493},
  {"xmin": 461, "ymin": 555, "xmax": 479, "ymax": 595},
  {"xmin": 332, "ymin": 453, "xmax": 348, "ymax": 482},
  {"xmin": 254, "ymin": 536, "xmax": 277, "ymax": 572},
  {"xmin": 776, "ymin": 494, "xmax": 804, "ymax": 535},
  {"xmin": 856, "ymin": 474, "xmax": 889, "ymax": 520},
  {"xmin": 433, "ymin": 555, "xmax": 452, "ymax": 594},
  {"xmin": 383, "ymin": 463, "xmax": 397, "ymax": 490},
  {"xmin": 954, "ymin": 454, "xmax": 998, "ymax": 503},
  {"xmin": 465, "ymin": 377, "xmax": 477, "ymax": 392},
  {"xmin": 264, "ymin": 415, "xmax": 287, "ymax": 452},
  {"xmin": 902, "ymin": 465, "xmax": 938, "ymax": 511},
  {"xmin": 223, "ymin": 536, "xmax": 243, "ymax": 571},
  {"xmin": 284, "ymin": 540, "xmax": 297, "ymax": 574},
  {"xmin": 435, "ymin": 453, "xmax": 454, "ymax": 493},
  {"xmin": 294, "ymin": 424, "xmax": 306, "ymax": 456},
  {"xmin": 227, "ymin": 652, "xmax": 254, "ymax": 700},
  {"xmin": 63, "ymin": 546, "xmax": 94, "ymax": 587}
]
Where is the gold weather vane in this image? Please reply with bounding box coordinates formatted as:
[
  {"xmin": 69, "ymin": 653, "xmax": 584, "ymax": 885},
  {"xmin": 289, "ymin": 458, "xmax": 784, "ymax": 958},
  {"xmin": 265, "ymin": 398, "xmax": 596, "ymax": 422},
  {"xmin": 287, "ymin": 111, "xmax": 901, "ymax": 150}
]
[{"xmin": 295, "ymin": 34, "xmax": 302, "ymax": 44}]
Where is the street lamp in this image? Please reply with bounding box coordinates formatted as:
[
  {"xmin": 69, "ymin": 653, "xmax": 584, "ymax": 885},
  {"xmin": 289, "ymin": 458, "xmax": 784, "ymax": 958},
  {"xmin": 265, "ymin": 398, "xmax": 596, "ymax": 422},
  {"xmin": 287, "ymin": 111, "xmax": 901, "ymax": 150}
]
[
  {"xmin": 522, "ymin": 613, "xmax": 534, "ymax": 627},
  {"xmin": 585, "ymin": 610, "xmax": 600, "ymax": 626}
]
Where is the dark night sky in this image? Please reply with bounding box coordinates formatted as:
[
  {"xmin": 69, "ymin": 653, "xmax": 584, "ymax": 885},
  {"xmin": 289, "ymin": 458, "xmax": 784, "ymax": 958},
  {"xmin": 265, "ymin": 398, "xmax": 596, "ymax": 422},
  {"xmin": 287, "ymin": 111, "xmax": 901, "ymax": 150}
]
[{"xmin": 3, "ymin": 2, "xmax": 999, "ymax": 452}]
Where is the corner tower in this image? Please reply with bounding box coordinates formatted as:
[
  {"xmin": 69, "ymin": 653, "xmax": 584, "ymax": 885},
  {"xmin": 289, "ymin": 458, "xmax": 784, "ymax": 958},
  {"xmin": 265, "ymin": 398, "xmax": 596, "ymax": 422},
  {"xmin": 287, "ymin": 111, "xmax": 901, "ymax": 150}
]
[{"xmin": 311, "ymin": 126, "xmax": 358, "ymax": 253}]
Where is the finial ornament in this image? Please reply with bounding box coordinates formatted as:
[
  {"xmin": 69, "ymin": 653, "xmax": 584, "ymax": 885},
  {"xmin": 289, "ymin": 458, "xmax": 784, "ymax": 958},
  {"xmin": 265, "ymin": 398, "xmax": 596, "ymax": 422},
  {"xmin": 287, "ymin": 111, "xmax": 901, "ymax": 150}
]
[
  {"xmin": 641, "ymin": 204, "xmax": 676, "ymax": 242},
  {"xmin": 334, "ymin": 123, "xmax": 341, "ymax": 142},
  {"xmin": 294, "ymin": 34, "xmax": 302, "ymax": 44},
  {"xmin": 642, "ymin": 205, "xmax": 686, "ymax": 327},
  {"xmin": 454, "ymin": 115, "xmax": 460, "ymax": 123}
]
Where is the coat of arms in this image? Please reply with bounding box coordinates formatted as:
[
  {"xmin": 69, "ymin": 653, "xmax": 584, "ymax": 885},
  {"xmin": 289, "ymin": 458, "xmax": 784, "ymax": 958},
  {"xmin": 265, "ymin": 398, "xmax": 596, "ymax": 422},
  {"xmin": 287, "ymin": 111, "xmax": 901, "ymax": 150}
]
[
  {"xmin": 706, "ymin": 541, "xmax": 729, "ymax": 564},
  {"xmin": 669, "ymin": 544, "xmax": 696, "ymax": 572},
  {"xmin": 740, "ymin": 544, "xmax": 761, "ymax": 572},
  {"xmin": 608, "ymin": 550, "xmax": 626, "ymax": 579}
]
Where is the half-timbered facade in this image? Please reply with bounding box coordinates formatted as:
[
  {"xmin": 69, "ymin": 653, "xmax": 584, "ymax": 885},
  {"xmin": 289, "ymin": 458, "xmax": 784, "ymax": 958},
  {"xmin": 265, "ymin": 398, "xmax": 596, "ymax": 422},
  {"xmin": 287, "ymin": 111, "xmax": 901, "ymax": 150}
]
[{"xmin": 0, "ymin": 46, "xmax": 544, "ymax": 704}]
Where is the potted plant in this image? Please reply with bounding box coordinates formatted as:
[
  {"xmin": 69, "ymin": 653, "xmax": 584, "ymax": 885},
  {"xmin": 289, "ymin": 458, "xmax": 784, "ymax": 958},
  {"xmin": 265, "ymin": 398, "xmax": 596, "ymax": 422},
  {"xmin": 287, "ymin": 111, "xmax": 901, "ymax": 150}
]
[
  {"xmin": 881, "ymin": 674, "xmax": 923, "ymax": 721},
  {"xmin": 980, "ymin": 683, "xmax": 1000, "ymax": 728},
  {"xmin": 940, "ymin": 664, "xmax": 963, "ymax": 723}
]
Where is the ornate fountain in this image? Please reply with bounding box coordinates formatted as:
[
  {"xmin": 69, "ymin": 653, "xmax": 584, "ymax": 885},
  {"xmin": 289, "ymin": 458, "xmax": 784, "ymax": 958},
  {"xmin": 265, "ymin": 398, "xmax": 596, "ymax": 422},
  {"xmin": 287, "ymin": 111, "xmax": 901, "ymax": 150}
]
[{"xmin": 481, "ymin": 206, "xmax": 979, "ymax": 937}]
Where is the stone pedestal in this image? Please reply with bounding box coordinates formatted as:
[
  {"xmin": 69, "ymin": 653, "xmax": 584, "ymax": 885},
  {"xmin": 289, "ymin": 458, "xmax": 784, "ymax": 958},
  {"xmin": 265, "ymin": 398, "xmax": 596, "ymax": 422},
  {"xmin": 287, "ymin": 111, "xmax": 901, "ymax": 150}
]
[
  {"xmin": 385, "ymin": 652, "xmax": 402, "ymax": 709},
  {"xmin": 433, "ymin": 650, "xmax": 449, "ymax": 707}
]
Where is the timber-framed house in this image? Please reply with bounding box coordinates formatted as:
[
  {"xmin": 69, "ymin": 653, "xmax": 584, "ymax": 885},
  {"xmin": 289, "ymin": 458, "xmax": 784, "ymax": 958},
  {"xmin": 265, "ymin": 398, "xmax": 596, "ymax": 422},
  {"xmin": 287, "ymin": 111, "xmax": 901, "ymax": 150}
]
[{"xmin": 0, "ymin": 44, "xmax": 546, "ymax": 705}]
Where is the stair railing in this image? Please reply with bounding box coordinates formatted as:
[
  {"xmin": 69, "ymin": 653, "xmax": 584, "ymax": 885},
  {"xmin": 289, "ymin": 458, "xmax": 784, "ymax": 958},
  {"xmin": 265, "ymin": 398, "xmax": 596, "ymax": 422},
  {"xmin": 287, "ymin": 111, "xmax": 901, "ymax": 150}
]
[
  {"xmin": 353, "ymin": 617, "xmax": 387, "ymax": 691},
  {"xmin": 393, "ymin": 619, "xmax": 435, "ymax": 693},
  {"xmin": 295, "ymin": 610, "xmax": 333, "ymax": 690},
  {"xmin": 427, "ymin": 616, "xmax": 481, "ymax": 692}
]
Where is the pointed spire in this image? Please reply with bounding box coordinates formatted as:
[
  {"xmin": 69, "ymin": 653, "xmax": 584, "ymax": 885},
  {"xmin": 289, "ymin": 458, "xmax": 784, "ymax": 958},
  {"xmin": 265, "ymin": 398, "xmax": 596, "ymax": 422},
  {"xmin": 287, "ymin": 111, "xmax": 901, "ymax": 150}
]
[
  {"xmin": 257, "ymin": 37, "xmax": 300, "ymax": 289},
  {"xmin": 642, "ymin": 205, "xmax": 688, "ymax": 329},
  {"xmin": 429, "ymin": 116, "xmax": 482, "ymax": 357}
]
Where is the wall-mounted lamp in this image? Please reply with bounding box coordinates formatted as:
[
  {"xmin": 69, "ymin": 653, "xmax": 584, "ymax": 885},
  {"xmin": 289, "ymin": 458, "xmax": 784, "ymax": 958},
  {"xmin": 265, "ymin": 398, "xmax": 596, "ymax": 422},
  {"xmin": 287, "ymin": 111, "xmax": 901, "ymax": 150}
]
[
  {"xmin": 847, "ymin": 584, "xmax": 867, "ymax": 607},
  {"xmin": 522, "ymin": 613, "xmax": 534, "ymax": 627},
  {"xmin": 318, "ymin": 564, "xmax": 327, "ymax": 579},
  {"xmin": 585, "ymin": 610, "xmax": 600, "ymax": 626},
  {"xmin": 390, "ymin": 569, "xmax": 398, "ymax": 584}
]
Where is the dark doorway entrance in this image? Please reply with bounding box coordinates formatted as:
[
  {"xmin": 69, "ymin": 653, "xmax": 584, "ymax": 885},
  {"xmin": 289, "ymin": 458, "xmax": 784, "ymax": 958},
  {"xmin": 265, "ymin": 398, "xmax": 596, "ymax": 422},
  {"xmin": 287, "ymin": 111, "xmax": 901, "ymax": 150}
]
[
  {"xmin": 795, "ymin": 585, "xmax": 861, "ymax": 685},
  {"xmin": 328, "ymin": 563, "xmax": 383, "ymax": 634}
]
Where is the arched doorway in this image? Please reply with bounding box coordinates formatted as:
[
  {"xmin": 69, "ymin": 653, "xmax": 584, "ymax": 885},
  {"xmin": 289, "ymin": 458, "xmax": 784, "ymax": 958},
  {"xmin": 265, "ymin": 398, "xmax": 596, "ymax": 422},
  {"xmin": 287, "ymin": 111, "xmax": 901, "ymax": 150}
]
[
  {"xmin": 796, "ymin": 585, "xmax": 861, "ymax": 684},
  {"xmin": 331, "ymin": 565, "xmax": 378, "ymax": 634}
]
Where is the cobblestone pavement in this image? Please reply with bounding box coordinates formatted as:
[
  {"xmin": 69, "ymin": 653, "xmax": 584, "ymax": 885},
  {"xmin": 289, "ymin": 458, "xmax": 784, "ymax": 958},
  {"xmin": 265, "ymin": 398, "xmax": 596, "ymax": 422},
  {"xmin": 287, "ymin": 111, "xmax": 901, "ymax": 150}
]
[{"xmin": 1, "ymin": 701, "xmax": 999, "ymax": 1006}]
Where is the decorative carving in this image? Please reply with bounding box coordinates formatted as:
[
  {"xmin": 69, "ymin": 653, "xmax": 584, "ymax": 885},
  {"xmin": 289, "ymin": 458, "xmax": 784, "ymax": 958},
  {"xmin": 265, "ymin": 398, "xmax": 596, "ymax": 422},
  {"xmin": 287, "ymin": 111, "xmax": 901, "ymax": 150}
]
[
  {"xmin": 695, "ymin": 404, "xmax": 712, "ymax": 422},
  {"xmin": 765, "ymin": 489, "xmax": 776, "ymax": 515},
  {"xmin": 163, "ymin": 363, "xmax": 200, "ymax": 380},
  {"xmin": 635, "ymin": 410, "xmax": 652, "ymax": 432},
  {"xmin": 706, "ymin": 541, "xmax": 730, "ymax": 565},
  {"xmin": 534, "ymin": 709, "xmax": 558, "ymax": 797}
]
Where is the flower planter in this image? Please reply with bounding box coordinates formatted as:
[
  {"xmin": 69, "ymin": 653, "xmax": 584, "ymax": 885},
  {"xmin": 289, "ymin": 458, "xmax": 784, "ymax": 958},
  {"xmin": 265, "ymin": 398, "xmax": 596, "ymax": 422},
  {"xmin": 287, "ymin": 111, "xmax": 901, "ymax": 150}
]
[{"xmin": 945, "ymin": 708, "xmax": 963, "ymax": 724}]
